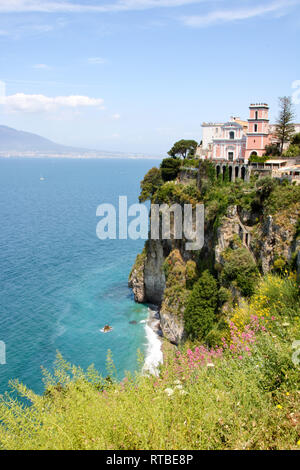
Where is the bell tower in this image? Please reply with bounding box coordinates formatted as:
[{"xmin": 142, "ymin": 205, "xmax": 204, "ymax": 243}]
[{"xmin": 245, "ymin": 103, "xmax": 270, "ymax": 160}]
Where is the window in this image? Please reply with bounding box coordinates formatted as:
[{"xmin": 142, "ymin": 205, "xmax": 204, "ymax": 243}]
[
  {"xmin": 254, "ymin": 124, "xmax": 258, "ymax": 133},
  {"xmin": 229, "ymin": 131, "xmax": 235, "ymax": 140},
  {"xmin": 255, "ymin": 111, "xmax": 258, "ymax": 120}
]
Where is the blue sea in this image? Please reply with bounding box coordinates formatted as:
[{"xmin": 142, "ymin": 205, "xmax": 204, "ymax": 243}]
[{"xmin": 0, "ymin": 157, "xmax": 158, "ymax": 395}]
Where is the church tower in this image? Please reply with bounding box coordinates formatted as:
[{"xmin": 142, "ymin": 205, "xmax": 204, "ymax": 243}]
[{"xmin": 245, "ymin": 103, "xmax": 270, "ymax": 160}]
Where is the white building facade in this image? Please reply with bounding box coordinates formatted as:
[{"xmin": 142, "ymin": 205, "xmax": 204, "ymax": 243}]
[{"xmin": 209, "ymin": 122, "xmax": 246, "ymax": 161}]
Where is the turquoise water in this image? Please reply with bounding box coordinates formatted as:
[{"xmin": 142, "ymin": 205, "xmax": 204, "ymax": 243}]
[{"xmin": 0, "ymin": 157, "xmax": 157, "ymax": 394}]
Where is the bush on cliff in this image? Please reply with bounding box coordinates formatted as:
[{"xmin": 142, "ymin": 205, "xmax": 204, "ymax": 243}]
[
  {"xmin": 153, "ymin": 182, "xmax": 201, "ymax": 206},
  {"xmin": 220, "ymin": 247, "xmax": 259, "ymax": 297},
  {"xmin": 161, "ymin": 250, "xmax": 190, "ymax": 319},
  {"xmin": 160, "ymin": 157, "xmax": 181, "ymax": 182},
  {"xmin": 139, "ymin": 167, "xmax": 163, "ymax": 202},
  {"xmin": 184, "ymin": 270, "xmax": 218, "ymax": 340}
]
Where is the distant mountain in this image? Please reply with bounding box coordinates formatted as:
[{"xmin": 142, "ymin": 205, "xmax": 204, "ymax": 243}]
[
  {"xmin": 0, "ymin": 124, "xmax": 162, "ymax": 159},
  {"xmin": 0, "ymin": 125, "xmax": 88, "ymax": 154}
]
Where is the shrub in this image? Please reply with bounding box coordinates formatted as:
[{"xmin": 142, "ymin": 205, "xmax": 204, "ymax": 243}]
[
  {"xmin": 139, "ymin": 167, "xmax": 163, "ymax": 202},
  {"xmin": 221, "ymin": 247, "xmax": 259, "ymax": 297},
  {"xmin": 291, "ymin": 133, "xmax": 300, "ymax": 146},
  {"xmin": 181, "ymin": 158, "xmax": 199, "ymax": 169},
  {"xmin": 284, "ymin": 144, "xmax": 300, "ymax": 158},
  {"xmin": 218, "ymin": 286, "xmax": 231, "ymax": 306},
  {"xmin": 160, "ymin": 157, "xmax": 181, "ymax": 182},
  {"xmin": 249, "ymin": 154, "xmax": 269, "ymax": 163},
  {"xmin": 152, "ymin": 182, "xmax": 201, "ymax": 206},
  {"xmin": 264, "ymin": 144, "xmax": 281, "ymax": 157},
  {"xmin": 184, "ymin": 270, "xmax": 218, "ymax": 340},
  {"xmin": 185, "ymin": 260, "xmax": 198, "ymax": 289}
]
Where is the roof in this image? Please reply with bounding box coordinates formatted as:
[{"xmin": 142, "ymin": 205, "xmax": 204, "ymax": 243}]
[
  {"xmin": 222, "ymin": 122, "xmax": 243, "ymax": 129},
  {"xmin": 264, "ymin": 159, "xmax": 289, "ymax": 164},
  {"xmin": 278, "ymin": 165, "xmax": 300, "ymax": 172}
]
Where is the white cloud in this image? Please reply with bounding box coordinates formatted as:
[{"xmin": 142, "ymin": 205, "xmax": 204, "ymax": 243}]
[
  {"xmin": 88, "ymin": 57, "xmax": 107, "ymax": 65},
  {"xmin": 112, "ymin": 113, "xmax": 121, "ymax": 120},
  {"xmin": 33, "ymin": 63, "xmax": 52, "ymax": 70},
  {"xmin": 182, "ymin": 0, "xmax": 299, "ymax": 27},
  {"xmin": 0, "ymin": 0, "xmax": 208, "ymax": 13},
  {"xmin": 0, "ymin": 93, "xmax": 105, "ymax": 113}
]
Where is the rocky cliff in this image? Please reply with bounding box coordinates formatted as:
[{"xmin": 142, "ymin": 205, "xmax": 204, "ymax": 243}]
[{"xmin": 129, "ymin": 165, "xmax": 300, "ymax": 345}]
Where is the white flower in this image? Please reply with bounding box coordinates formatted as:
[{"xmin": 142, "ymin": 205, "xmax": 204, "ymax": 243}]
[
  {"xmin": 179, "ymin": 390, "xmax": 188, "ymax": 395},
  {"xmin": 164, "ymin": 388, "xmax": 174, "ymax": 397},
  {"xmin": 175, "ymin": 384, "xmax": 183, "ymax": 390},
  {"xmin": 173, "ymin": 380, "xmax": 182, "ymax": 385},
  {"xmin": 207, "ymin": 363, "xmax": 215, "ymax": 368}
]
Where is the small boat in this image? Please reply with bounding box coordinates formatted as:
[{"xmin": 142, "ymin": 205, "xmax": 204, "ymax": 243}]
[
  {"xmin": 40, "ymin": 176, "xmax": 45, "ymax": 181},
  {"xmin": 100, "ymin": 325, "xmax": 113, "ymax": 333}
]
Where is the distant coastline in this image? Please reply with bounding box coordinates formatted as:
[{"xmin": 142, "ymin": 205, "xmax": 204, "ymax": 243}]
[{"xmin": 0, "ymin": 153, "xmax": 163, "ymax": 160}]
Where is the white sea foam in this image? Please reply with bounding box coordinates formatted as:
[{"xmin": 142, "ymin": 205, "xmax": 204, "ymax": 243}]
[{"xmin": 143, "ymin": 308, "xmax": 163, "ymax": 376}]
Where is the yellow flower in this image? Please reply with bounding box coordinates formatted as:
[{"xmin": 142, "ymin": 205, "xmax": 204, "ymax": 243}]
[
  {"xmin": 297, "ymin": 440, "xmax": 300, "ymax": 446},
  {"xmin": 286, "ymin": 392, "xmax": 290, "ymax": 396},
  {"xmin": 276, "ymin": 404, "xmax": 283, "ymax": 409}
]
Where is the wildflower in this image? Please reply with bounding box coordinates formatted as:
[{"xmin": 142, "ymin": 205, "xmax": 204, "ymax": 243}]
[
  {"xmin": 297, "ymin": 440, "xmax": 300, "ymax": 446},
  {"xmin": 207, "ymin": 363, "xmax": 215, "ymax": 368},
  {"xmin": 164, "ymin": 388, "xmax": 174, "ymax": 397},
  {"xmin": 276, "ymin": 405, "xmax": 283, "ymax": 409},
  {"xmin": 173, "ymin": 380, "xmax": 181, "ymax": 385},
  {"xmin": 286, "ymin": 392, "xmax": 290, "ymax": 396},
  {"xmin": 179, "ymin": 390, "xmax": 188, "ymax": 395},
  {"xmin": 282, "ymin": 322, "xmax": 290, "ymax": 327},
  {"xmin": 175, "ymin": 384, "xmax": 183, "ymax": 390}
]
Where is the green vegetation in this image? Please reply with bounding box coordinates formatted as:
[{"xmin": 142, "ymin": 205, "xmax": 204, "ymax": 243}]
[
  {"xmin": 291, "ymin": 133, "xmax": 300, "ymax": 146},
  {"xmin": 275, "ymin": 96, "xmax": 296, "ymax": 154},
  {"xmin": 264, "ymin": 143, "xmax": 281, "ymax": 157},
  {"xmin": 139, "ymin": 167, "xmax": 163, "ymax": 202},
  {"xmin": 160, "ymin": 157, "xmax": 181, "ymax": 182},
  {"xmin": 167, "ymin": 139, "xmax": 198, "ymax": 159},
  {"xmin": 180, "ymin": 158, "xmax": 199, "ymax": 169},
  {"xmin": 184, "ymin": 270, "xmax": 218, "ymax": 340},
  {"xmin": 220, "ymin": 247, "xmax": 259, "ymax": 297},
  {"xmin": 249, "ymin": 154, "xmax": 269, "ymax": 163},
  {"xmin": 152, "ymin": 181, "xmax": 201, "ymax": 206},
  {"xmin": 161, "ymin": 250, "xmax": 190, "ymax": 319},
  {"xmin": 284, "ymin": 144, "xmax": 300, "ymax": 158}
]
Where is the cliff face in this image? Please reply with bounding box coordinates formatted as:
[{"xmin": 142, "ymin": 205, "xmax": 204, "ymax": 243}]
[
  {"xmin": 129, "ymin": 164, "xmax": 300, "ymax": 345},
  {"xmin": 129, "ymin": 240, "xmax": 193, "ymax": 344}
]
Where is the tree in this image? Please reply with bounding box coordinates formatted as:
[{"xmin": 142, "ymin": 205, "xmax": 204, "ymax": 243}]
[
  {"xmin": 168, "ymin": 139, "xmax": 198, "ymax": 159},
  {"xmin": 291, "ymin": 133, "xmax": 300, "ymax": 146},
  {"xmin": 264, "ymin": 143, "xmax": 281, "ymax": 157},
  {"xmin": 275, "ymin": 96, "xmax": 296, "ymax": 154},
  {"xmin": 160, "ymin": 157, "xmax": 181, "ymax": 182},
  {"xmin": 184, "ymin": 270, "xmax": 218, "ymax": 340},
  {"xmin": 139, "ymin": 167, "xmax": 163, "ymax": 202},
  {"xmin": 284, "ymin": 144, "xmax": 300, "ymax": 158}
]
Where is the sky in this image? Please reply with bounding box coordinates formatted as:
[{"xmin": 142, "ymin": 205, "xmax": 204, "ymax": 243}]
[{"xmin": 0, "ymin": 0, "xmax": 300, "ymax": 155}]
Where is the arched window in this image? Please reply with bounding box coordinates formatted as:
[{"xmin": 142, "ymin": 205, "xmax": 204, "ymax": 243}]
[
  {"xmin": 250, "ymin": 151, "xmax": 258, "ymax": 156},
  {"xmin": 255, "ymin": 111, "xmax": 258, "ymax": 120},
  {"xmin": 254, "ymin": 124, "xmax": 258, "ymax": 133},
  {"xmin": 229, "ymin": 131, "xmax": 235, "ymax": 140}
]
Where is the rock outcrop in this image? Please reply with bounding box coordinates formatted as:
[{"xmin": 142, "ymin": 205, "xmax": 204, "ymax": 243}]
[{"xmin": 129, "ymin": 176, "xmax": 300, "ymax": 345}]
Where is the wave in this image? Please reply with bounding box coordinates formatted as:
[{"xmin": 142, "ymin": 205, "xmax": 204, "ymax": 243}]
[{"xmin": 142, "ymin": 307, "xmax": 163, "ymax": 376}]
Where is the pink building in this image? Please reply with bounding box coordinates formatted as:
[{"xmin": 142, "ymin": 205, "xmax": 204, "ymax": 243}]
[
  {"xmin": 208, "ymin": 121, "xmax": 246, "ymax": 161},
  {"xmin": 201, "ymin": 102, "xmax": 283, "ymax": 163},
  {"xmin": 245, "ymin": 103, "xmax": 271, "ymax": 159}
]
